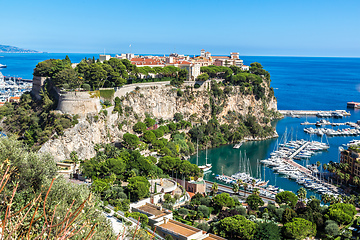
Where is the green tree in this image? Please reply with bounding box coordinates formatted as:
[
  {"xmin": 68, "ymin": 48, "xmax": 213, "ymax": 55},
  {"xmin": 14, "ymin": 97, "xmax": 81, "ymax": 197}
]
[
  {"xmin": 133, "ymin": 122, "xmax": 147, "ymax": 133},
  {"xmin": 53, "ymin": 68, "xmax": 78, "ymax": 89},
  {"xmin": 91, "ymin": 178, "xmax": 110, "ymax": 193},
  {"xmin": 296, "ymin": 187, "xmax": 307, "ymax": 202},
  {"xmin": 142, "ymin": 130, "xmax": 157, "ymax": 144},
  {"xmin": 174, "ymin": 112, "xmax": 184, "ymax": 122},
  {"xmin": 198, "ymin": 205, "xmax": 210, "ymax": 218},
  {"xmin": 275, "ymin": 191, "xmax": 298, "ymax": 208},
  {"xmin": 246, "ymin": 194, "xmax": 264, "ymax": 211},
  {"xmin": 123, "ymin": 133, "xmax": 140, "ymax": 149},
  {"xmin": 216, "ymin": 215, "xmax": 257, "ymax": 240},
  {"xmin": 255, "ymin": 222, "xmax": 281, "ymax": 240},
  {"xmin": 165, "ymin": 235, "xmax": 174, "ymax": 240},
  {"xmin": 232, "ymin": 183, "xmax": 239, "ymax": 195},
  {"xmin": 127, "ymin": 176, "xmax": 150, "ymax": 201},
  {"xmin": 283, "ymin": 218, "xmax": 316, "ymax": 240},
  {"xmin": 128, "ymin": 212, "xmax": 149, "ymax": 226},
  {"xmin": 325, "ymin": 222, "xmax": 339, "ymax": 238},
  {"xmin": 282, "ymin": 208, "xmax": 297, "ymax": 223},
  {"xmin": 212, "ymin": 193, "xmax": 235, "ymax": 211},
  {"xmin": 211, "ymin": 182, "xmax": 218, "ymax": 195},
  {"xmin": 144, "ymin": 117, "xmax": 156, "ymax": 128},
  {"xmin": 326, "ymin": 203, "xmax": 356, "ymax": 225},
  {"xmin": 197, "ymin": 73, "xmax": 209, "ymax": 81}
]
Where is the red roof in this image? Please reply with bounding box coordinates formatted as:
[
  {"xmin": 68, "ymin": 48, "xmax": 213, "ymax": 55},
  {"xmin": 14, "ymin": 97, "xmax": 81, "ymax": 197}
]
[
  {"xmin": 212, "ymin": 56, "xmax": 230, "ymax": 59},
  {"xmin": 131, "ymin": 57, "xmax": 164, "ymax": 66}
]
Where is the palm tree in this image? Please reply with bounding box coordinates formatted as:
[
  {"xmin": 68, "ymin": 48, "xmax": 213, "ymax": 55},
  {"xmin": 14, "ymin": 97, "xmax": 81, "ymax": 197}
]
[
  {"xmin": 237, "ymin": 179, "xmax": 243, "ymax": 189},
  {"xmin": 297, "ymin": 187, "xmax": 307, "ymax": 202},
  {"xmin": 353, "ymin": 176, "xmax": 360, "ymax": 185},
  {"xmin": 330, "ymin": 195, "xmax": 336, "ymax": 204},
  {"xmin": 251, "ymin": 179, "xmax": 256, "ymax": 189},
  {"xmin": 237, "ymin": 179, "xmax": 243, "ymax": 196},
  {"xmin": 232, "ymin": 183, "xmax": 239, "ymax": 195},
  {"xmin": 253, "ymin": 188, "xmax": 260, "ymax": 196},
  {"xmin": 345, "ymin": 173, "xmax": 350, "ymax": 184},
  {"xmin": 243, "ymin": 183, "xmax": 248, "ymax": 198},
  {"xmin": 339, "ymin": 173, "xmax": 345, "ymax": 185},
  {"xmin": 211, "ymin": 182, "xmax": 218, "ymax": 195},
  {"xmin": 323, "ymin": 163, "xmax": 328, "ymax": 182},
  {"xmin": 343, "ymin": 195, "xmax": 350, "ymax": 204},
  {"xmin": 321, "ymin": 193, "xmax": 330, "ymax": 204},
  {"xmin": 336, "ymin": 169, "xmax": 341, "ymax": 185}
]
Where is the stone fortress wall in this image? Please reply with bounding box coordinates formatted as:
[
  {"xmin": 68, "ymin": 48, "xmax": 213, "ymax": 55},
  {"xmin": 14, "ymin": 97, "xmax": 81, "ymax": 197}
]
[
  {"xmin": 32, "ymin": 76, "xmax": 209, "ymax": 118},
  {"xmin": 57, "ymin": 91, "xmax": 102, "ymax": 116}
]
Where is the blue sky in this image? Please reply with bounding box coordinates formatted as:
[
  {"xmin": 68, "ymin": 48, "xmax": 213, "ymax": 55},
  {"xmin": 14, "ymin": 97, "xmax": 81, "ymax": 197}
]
[{"xmin": 1, "ymin": 0, "xmax": 359, "ymax": 56}]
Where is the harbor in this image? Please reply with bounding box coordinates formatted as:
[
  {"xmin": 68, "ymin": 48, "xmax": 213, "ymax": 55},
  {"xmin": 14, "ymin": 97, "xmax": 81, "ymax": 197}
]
[
  {"xmin": 0, "ymin": 71, "xmax": 32, "ymax": 103},
  {"xmin": 190, "ymin": 111, "xmax": 360, "ymax": 199}
]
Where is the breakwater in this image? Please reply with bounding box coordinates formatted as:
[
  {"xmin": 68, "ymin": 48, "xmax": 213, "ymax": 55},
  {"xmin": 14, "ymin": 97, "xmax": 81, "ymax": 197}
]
[{"xmin": 279, "ymin": 110, "xmax": 350, "ymax": 117}]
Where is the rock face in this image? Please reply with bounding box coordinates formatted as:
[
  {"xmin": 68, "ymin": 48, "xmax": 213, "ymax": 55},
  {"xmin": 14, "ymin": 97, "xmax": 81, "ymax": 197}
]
[
  {"xmin": 39, "ymin": 106, "xmax": 123, "ymax": 161},
  {"xmin": 39, "ymin": 82, "xmax": 278, "ymax": 161}
]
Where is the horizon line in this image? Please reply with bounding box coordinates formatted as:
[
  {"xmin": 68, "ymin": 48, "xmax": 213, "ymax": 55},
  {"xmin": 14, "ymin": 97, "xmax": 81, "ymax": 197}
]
[{"xmin": 2, "ymin": 52, "xmax": 360, "ymax": 58}]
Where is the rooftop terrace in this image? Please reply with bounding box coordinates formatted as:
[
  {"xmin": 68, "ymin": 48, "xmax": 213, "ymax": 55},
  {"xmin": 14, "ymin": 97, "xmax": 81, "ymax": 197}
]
[
  {"xmin": 138, "ymin": 203, "xmax": 166, "ymax": 217},
  {"xmin": 159, "ymin": 219, "xmax": 199, "ymax": 237}
]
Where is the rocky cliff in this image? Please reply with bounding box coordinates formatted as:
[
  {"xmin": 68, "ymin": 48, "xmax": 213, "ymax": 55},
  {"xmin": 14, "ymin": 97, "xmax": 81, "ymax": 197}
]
[{"xmin": 39, "ymin": 81, "xmax": 278, "ymax": 161}]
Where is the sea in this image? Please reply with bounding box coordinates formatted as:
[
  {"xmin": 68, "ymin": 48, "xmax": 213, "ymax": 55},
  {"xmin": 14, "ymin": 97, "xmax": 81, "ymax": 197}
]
[{"xmin": 1, "ymin": 53, "xmax": 360, "ymax": 197}]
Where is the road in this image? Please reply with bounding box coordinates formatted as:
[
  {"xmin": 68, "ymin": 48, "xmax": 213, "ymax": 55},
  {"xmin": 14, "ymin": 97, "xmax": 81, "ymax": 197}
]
[{"xmin": 204, "ymin": 180, "xmax": 276, "ymax": 203}]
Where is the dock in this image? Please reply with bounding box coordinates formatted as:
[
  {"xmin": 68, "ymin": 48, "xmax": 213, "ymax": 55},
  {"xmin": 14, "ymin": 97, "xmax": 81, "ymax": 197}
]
[{"xmin": 279, "ymin": 110, "xmax": 350, "ymax": 117}]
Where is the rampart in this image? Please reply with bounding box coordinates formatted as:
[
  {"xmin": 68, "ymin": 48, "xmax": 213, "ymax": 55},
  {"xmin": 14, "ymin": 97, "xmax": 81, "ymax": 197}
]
[
  {"xmin": 56, "ymin": 91, "xmax": 101, "ymax": 116},
  {"xmin": 31, "ymin": 76, "xmax": 48, "ymax": 100}
]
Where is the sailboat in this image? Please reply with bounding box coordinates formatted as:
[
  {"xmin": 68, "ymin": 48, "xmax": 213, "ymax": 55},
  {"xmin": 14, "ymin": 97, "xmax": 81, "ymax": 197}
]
[{"xmin": 198, "ymin": 144, "xmax": 212, "ymax": 172}]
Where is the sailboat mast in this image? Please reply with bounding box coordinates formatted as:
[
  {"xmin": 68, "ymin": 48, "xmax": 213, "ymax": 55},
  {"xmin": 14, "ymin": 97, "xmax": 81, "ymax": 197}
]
[
  {"xmin": 196, "ymin": 139, "xmax": 199, "ymax": 165},
  {"xmin": 263, "ymin": 165, "xmax": 265, "ymax": 181},
  {"xmin": 205, "ymin": 144, "xmax": 208, "ymax": 165}
]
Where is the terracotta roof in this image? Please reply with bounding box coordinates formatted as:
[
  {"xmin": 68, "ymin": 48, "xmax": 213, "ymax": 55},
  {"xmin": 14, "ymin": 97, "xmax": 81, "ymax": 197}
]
[
  {"xmin": 204, "ymin": 234, "xmax": 227, "ymax": 240},
  {"xmin": 187, "ymin": 192, "xmax": 195, "ymax": 198},
  {"xmin": 10, "ymin": 96, "xmax": 20, "ymax": 100},
  {"xmin": 131, "ymin": 57, "xmax": 164, "ymax": 66},
  {"xmin": 159, "ymin": 220, "xmax": 200, "ymax": 237},
  {"xmin": 201, "ymin": 49, "xmax": 205, "ymax": 51},
  {"xmin": 212, "ymin": 56, "xmax": 230, "ymax": 59},
  {"xmin": 138, "ymin": 203, "xmax": 168, "ymax": 217}
]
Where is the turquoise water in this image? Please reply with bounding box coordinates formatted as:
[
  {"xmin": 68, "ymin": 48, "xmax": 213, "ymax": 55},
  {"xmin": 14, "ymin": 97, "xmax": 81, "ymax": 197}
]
[
  {"xmin": 1, "ymin": 53, "xmax": 360, "ymax": 196},
  {"xmin": 189, "ymin": 56, "xmax": 360, "ymax": 197}
]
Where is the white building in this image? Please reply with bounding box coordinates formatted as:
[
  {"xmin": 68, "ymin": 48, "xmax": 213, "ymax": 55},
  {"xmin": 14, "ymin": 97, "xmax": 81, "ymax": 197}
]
[
  {"xmin": 0, "ymin": 72, "xmax": 5, "ymax": 90},
  {"xmin": 99, "ymin": 54, "xmax": 111, "ymax": 63}
]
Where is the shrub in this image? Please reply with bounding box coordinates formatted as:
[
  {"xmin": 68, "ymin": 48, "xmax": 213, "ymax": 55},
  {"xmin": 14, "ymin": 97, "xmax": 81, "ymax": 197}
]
[
  {"xmin": 82, "ymin": 83, "xmax": 91, "ymax": 91},
  {"xmin": 103, "ymin": 100, "xmax": 111, "ymax": 106},
  {"xmin": 62, "ymin": 83, "xmax": 69, "ymax": 89},
  {"xmin": 99, "ymin": 89, "xmax": 115, "ymax": 99},
  {"xmin": 194, "ymin": 83, "xmax": 200, "ymax": 88}
]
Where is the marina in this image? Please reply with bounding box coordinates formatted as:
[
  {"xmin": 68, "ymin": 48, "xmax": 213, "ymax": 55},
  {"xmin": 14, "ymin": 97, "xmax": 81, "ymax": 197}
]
[{"xmin": 0, "ymin": 71, "xmax": 32, "ymax": 103}]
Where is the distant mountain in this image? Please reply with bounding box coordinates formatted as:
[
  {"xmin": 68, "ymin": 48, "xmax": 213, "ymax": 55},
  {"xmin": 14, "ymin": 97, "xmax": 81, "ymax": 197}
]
[{"xmin": 0, "ymin": 45, "xmax": 42, "ymax": 53}]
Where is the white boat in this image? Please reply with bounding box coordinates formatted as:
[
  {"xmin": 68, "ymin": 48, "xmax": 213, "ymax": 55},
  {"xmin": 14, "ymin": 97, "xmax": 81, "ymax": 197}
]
[
  {"xmin": 233, "ymin": 142, "xmax": 243, "ymax": 149},
  {"xmin": 198, "ymin": 144, "xmax": 212, "ymax": 172},
  {"xmin": 0, "ymin": 64, "xmax": 6, "ymax": 68}
]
